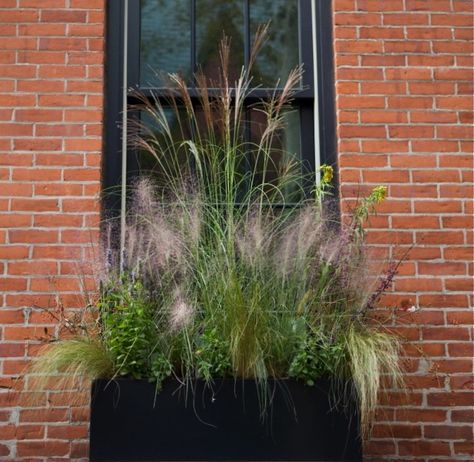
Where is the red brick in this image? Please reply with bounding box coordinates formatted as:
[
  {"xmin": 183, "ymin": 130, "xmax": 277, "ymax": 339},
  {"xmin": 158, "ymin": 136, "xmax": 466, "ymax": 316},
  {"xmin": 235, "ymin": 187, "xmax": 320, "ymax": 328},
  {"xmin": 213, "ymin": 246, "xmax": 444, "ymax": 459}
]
[
  {"xmin": 452, "ymin": 409, "xmax": 474, "ymax": 422},
  {"xmin": 17, "ymin": 441, "xmax": 69, "ymax": 457},
  {"xmin": 335, "ymin": 13, "xmax": 382, "ymax": 26},
  {"xmin": 34, "ymin": 214, "xmax": 83, "ymax": 228},
  {"xmin": 388, "ymin": 96, "xmax": 433, "ymax": 109},
  {"xmin": 410, "ymin": 111, "xmax": 457, "ymax": 123},
  {"xmin": 8, "ymin": 261, "xmax": 57, "ymax": 275},
  {"xmin": 14, "ymin": 139, "xmax": 63, "ymax": 152},
  {"xmin": 417, "ymin": 231, "xmax": 464, "ymax": 245},
  {"xmin": 385, "ymin": 40, "xmax": 431, "ymax": 53},
  {"xmin": 454, "ymin": 441, "xmax": 474, "ymax": 456},
  {"xmin": 15, "ymin": 424, "xmax": 45, "ymax": 440},
  {"xmin": 41, "ymin": 9, "xmax": 87, "ymax": 23},
  {"xmin": 409, "ymin": 55, "xmax": 456, "ymax": 68},
  {"xmin": 361, "ymin": 140, "xmax": 409, "ymax": 153},
  {"xmin": 399, "ymin": 441, "xmax": 450, "ymax": 457},
  {"xmin": 414, "ymin": 200, "xmax": 462, "ymax": 213},
  {"xmin": 419, "ymin": 262, "xmax": 466, "ymax": 275},
  {"xmin": 361, "ymin": 111, "xmax": 407, "ymax": 123},
  {"xmin": 371, "ymin": 424, "xmax": 421, "ymax": 439},
  {"xmin": 390, "ymin": 155, "xmax": 437, "ymax": 168},
  {"xmin": 38, "ymin": 94, "xmax": 85, "ymax": 107},
  {"xmin": 419, "ymin": 294, "xmax": 468, "ymax": 308},
  {"xmin": 363, "ymin": 169, "xmax": 410, "ymax": 183},
  {"xmin": 0, "ymin": 276, "xmax": 28, "ymax": 290},
  {"xmin": 392, "ymin": 216, "xmax": 439, "ymax": 229},
  {"xmin": 338, "ymin": 96, "xmax": 386, "ymax": 109},
  {"xmin": 427, "ymin": 392, "xmax": 474, "ymax": 407},
  {"xmin": 445, "ymin": 278, "xmax": 473, "ymax": 291},
  {"xmin": 15, "ymin": 109, "xmax": 63, "ymax": 122},
  {"xmin": 389, "ymin": 125, "xmax": 434, "ymax": 138},
  {"xmin": 0, "ymin": 444, "xmax": 9, "ymax": 457},
  {"xmin": 448, "ymin": 343, "xmax": 474, "ymax": 357},
  {"xmin": 413, "ymin": 170, "xmax": 461, "ymax": 183},
  {"xmin": 434, "ymin": 68, "xmax": 473, "ymax": 81},
  {"xmin": 337, "ymin": 68, "xmax": 384, "ymax": 80},
  {"xmin": 47, "ymin": 424, "xmax": 88, "ymax": 439},
  {"xmin": 339, "ymin": 125, "xmax": 386, "ymax": 138},
  {"xmin": 10, "ymin": 199, "xmax": 59, "ymax": 212},
  {"xmin": 431, "ymin": 13, "xmax": 473, "ymax": 26}
]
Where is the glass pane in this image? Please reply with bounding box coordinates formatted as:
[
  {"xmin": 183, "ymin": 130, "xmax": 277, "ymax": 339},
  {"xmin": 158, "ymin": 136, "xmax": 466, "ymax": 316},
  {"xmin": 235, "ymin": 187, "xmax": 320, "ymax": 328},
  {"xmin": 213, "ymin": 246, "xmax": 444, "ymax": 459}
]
[
  {"xmin": 249, "ymin": 107, "xmax": 302, "ymax": 201},
  {"xmin": 135, "ymin": 108, "xmax": 192, "ymax": 185},
  {"xmin": 250, "ymin": 0, "xmax": 300, "ymax": 88},
  {"xmin": 140, "ymin": 0, "xmax": 191, "ymax": 86},
  {"xmin": 196, "ymin": 0, "xmax": 244, "ymax": 83}
]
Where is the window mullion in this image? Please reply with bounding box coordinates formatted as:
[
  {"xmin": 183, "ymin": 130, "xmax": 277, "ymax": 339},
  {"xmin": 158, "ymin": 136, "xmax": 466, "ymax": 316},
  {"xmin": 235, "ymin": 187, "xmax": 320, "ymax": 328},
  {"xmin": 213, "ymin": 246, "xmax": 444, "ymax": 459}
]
[
  {"xmin": 191, "ymin": 0, "xmax": 197, "ymax": 83},
  {"xmin": 127, "ymin": 0, "xmax": 140, "ymax": 89},
  {"xmin": 244, "ymin": 0, "xmax": 250, "ymax": 70}
]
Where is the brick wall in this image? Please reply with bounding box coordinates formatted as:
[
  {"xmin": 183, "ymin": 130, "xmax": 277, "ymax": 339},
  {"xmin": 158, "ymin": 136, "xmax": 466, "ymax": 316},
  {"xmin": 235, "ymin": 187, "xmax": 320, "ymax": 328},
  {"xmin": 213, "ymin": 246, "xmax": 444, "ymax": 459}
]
[
  {"xmin": 335, "ymin": 0, "xmax": 474, "ymax": 460},
  {"xmin": 0, "ymin": 0, "xmax": 104, "ymax": 460},
  {"xmin": 0, "ymin": 0, "xmax": 472, "ymax": 460}
]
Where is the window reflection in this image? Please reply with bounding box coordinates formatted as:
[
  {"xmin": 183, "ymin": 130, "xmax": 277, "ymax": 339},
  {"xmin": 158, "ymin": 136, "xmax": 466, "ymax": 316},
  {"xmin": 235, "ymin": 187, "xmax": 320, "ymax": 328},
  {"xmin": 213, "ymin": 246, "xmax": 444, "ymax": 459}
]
[
  {"xmin": 196, "ymin": 0, "xmax": 244, "ymax": 83},
  {"xmin": 140, "ymin": 0, "xmax": 191, "ymax": 86},
  {"xmin": 250, "ymin": 0, "xmax": 300, "ymax": 88}
]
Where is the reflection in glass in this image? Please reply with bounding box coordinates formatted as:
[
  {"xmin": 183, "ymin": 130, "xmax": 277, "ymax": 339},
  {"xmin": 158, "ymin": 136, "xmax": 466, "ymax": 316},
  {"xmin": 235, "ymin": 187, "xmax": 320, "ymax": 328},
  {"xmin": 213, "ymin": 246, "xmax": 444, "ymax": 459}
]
[
  {"xmin": 140, "ymin": 0, "xmax": 191, "ymax": 86},
  {"xmin": 250, "ymin": 0, "xmax": 300, "ymax": 88},
  {"xmin": 196, "ymin": 0, "xmax": 244, "ymax": 83}
]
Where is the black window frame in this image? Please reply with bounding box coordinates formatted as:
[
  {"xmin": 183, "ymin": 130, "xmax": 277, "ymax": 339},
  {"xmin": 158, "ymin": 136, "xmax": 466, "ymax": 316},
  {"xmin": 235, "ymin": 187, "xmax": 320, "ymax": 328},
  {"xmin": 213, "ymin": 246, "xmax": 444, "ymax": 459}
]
[{"xmin": 102, "ymin": 0, "xmax": 337, "ymax": 217}]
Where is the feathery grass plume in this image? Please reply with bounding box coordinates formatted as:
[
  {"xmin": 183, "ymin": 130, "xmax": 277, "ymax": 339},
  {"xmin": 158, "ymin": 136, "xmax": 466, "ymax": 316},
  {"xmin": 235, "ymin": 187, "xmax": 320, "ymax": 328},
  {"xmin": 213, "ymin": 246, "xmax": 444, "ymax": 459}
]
[
  {"xmin": 27, "ymin": 338, "xmax": 113, "ymax": 404},
  {"xmin": 345, "ymin": 326, "xmax": 403, "ymax": 436}
]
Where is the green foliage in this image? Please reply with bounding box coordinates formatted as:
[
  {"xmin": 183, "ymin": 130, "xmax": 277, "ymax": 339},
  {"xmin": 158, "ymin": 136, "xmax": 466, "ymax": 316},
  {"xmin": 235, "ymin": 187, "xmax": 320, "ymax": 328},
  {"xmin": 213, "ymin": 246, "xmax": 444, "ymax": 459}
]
[
  {"xmin": 352, "ymin": 185, "xmax": 388, "ymax": 238},
  {"xmin": 99, "ymin": 279, "xmax": 157, "ymax": 379},
  {"xmin": 289, "ymin": 333, "xmax": 346, "ymax": 386},
  {"xmin": 150, "ymin": 353, "xmax": 173, "ymax": 388},
  {"xmin": 29, "ymin": 34, "xmax": 402, "ymax": 435},
  {"xmin": 195, "ymin": 328, "xmax": 232, "ymax": 381}
]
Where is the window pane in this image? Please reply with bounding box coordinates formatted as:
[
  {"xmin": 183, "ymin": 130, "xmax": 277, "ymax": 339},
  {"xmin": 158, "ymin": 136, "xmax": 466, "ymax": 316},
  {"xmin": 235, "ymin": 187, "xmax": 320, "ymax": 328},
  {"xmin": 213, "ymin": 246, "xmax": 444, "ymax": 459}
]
[
  {"xmin": 249, "ymin": 107, "xmax": 302, "ymax": 201},
  {"xmin": 250, "ymin": 0, "xmax": 300, "ymax": 88},
  {"xmin": 196, "ymin": 0, "xmax": 244, "ymax": 83},
  {"xmin": 140, "ymin": 0, "xmax": 191, "ymax": 86},
  {"xmin": 134, "ymin": 109, "xmax": 192, "ymax": 185}
]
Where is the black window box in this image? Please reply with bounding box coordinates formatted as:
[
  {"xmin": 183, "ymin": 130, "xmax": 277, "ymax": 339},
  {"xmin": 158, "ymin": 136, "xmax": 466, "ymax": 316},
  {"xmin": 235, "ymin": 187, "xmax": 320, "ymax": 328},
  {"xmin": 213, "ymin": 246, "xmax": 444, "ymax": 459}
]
[{"xmin": 90, "ymin": 378, "xmax": 362, "ymax": 462}]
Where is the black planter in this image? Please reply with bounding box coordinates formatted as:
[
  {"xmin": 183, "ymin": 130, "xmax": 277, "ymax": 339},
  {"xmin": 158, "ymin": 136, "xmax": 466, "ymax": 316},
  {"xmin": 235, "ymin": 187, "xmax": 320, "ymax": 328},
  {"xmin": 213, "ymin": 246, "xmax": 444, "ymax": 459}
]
[{"xmin": 90, "ymin": 378, "xmax": 362, "ymax": 462}]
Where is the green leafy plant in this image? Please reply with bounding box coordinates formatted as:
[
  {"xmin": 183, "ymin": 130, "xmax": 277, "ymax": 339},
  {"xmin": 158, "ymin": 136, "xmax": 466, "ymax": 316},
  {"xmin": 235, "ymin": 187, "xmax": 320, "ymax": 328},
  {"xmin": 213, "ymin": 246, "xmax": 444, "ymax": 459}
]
[
  {"xmin": 99, "ymin": 279, "xmax": 157, "ymax": 379},
  {"xmin": 28, "ymin": 33, "xmax": 403, "ymax": 436}
]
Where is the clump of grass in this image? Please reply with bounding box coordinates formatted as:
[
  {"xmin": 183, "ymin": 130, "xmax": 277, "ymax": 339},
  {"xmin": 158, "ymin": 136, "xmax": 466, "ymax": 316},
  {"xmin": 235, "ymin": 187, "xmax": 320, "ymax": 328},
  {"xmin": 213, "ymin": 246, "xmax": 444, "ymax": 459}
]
[
  {"xmin": 28, "ymin": 339, "xmax": 113, "ymax": 400},
  {"xmin": 345, "ymin": 326, "xmax": 403, "ymax": 436}
]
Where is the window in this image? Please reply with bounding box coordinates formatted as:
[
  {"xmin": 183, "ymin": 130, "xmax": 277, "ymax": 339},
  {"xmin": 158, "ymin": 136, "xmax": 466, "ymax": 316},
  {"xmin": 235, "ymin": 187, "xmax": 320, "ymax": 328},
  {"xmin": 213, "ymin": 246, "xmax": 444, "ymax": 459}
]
[{"xmin": 103, "ymin": 0, "xmax": 336, "ymax": 214}]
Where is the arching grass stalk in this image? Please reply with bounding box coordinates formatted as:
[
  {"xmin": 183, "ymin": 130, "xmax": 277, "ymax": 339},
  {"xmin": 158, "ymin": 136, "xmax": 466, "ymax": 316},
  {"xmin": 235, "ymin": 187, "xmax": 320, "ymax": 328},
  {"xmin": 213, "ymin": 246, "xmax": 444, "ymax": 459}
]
[{"xmin": 27, "ymin": 339, "xmax": 114, "ymax": 404}]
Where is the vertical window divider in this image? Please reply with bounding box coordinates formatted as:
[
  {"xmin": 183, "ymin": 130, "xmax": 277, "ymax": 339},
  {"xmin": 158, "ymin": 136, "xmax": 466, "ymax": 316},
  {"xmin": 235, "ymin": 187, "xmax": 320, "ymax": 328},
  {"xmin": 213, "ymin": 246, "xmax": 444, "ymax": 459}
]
[
  {"xmin": 310, "ymin": 0, "xmax": 321, "ymax": 184},
  {"xmin": 120, "ymin": 0, "xmax": 129, "ymax": 270},
  {"xmin": 244, "ymin": 0, "xmax": 250, "ymax": 70},
  {"xmin": 243, "ymin": 0, "xmax": 251, "ymax": 192},
  {"xmin": 191, "ymin": 0, "xmax": 197, "ymax": 81}
]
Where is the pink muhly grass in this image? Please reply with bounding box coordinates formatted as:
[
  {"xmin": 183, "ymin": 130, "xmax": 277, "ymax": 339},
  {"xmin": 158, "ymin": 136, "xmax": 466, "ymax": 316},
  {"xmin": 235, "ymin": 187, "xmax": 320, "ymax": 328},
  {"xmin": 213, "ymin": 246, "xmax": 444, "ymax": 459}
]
[{"xmin": 169, "ymin": 289, "xmax": 194, "ymax": 332}]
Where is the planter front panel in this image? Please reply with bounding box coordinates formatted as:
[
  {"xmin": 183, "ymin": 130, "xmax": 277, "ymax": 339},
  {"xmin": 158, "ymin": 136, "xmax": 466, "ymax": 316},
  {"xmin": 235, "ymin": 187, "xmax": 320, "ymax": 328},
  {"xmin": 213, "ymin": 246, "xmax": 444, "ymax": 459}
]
[{"xmin": 90, "ymin": 379, "xmax": 361, "ymax": 462}]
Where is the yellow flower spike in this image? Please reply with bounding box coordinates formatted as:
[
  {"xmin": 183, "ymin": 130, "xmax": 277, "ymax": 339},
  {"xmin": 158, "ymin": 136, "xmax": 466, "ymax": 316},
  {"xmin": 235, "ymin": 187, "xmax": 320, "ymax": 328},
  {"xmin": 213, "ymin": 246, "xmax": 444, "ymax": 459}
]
[
  {"xmin": 371, "ymin": 185, "xmax": 387, "ymax": 203},
  {"xmin": 320, "ymin": 164, "xmax": 334, "ymax": 184}
]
